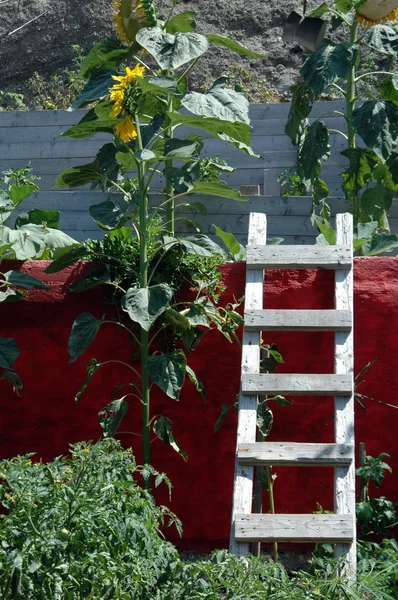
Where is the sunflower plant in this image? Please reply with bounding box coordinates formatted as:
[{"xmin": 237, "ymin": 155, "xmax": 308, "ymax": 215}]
[
  {"xmin": 285, "ymin": 0, "xmax": 398, "ymax": 255},
  {"xmin": 47, "ymin": 0, "xmax": 264, "ymax": 479}
]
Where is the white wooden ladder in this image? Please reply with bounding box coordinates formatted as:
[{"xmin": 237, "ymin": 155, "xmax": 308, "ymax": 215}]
[{"xmin": 230, "ymin": 212, "xmax": 356, "ymax": 575}]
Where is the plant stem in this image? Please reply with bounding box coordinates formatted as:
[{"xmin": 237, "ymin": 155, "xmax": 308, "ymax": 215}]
[
  {"xmin": 265, "ymin": 466, "xmax": 278, "ymax": 562},
  {"xmin": 164, "ymin": 94, "xmax": 175, "ymax": 235},
  {"xmin": 135, "ymin": 113, "xmax": 151, "ymax": 481},
  {"xmin": 345, "ymin": 16, "xmax": 359, "ymax": 222}
]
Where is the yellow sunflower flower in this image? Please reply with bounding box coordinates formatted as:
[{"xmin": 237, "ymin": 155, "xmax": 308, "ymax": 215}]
[
  {"xmin": 113, "ymin": 0, "xmax": 156, "ymax": 46},
  {"xmin": 357, "ymin": 0, "xmax": 398, "ymax": 27},
  {"xmin": 115, "ymin": 116, "xmax": 138, "ymax": 142}
]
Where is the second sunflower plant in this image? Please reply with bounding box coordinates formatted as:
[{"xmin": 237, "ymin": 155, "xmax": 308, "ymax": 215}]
[{"xmin": 47, "ymin": 0, "xmax": 265, "ymax": 476}]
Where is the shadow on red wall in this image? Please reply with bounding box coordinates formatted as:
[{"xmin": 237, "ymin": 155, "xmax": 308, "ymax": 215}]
[{"xmin": 0, "ymin": 258, "xmax": 397, "ymax": 551}]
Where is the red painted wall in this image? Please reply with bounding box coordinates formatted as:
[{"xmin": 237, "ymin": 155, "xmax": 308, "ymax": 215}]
[{"xmin": 0, "ymin": 258, "xmax": 397, "ymax": 551}]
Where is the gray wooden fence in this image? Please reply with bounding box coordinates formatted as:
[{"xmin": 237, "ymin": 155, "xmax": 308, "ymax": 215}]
[{"xmin": 1, "ymin": 102, "xmax": 396, "ymax": 245}]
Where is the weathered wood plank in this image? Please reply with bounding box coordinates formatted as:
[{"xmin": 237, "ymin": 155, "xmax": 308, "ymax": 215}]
[
  {"xmin": 238, "ymin": 442, "xmax": 353, "ymax": 466},
  {"xmin": 230, "ymin": 213, "xmax": 266, "ymax": 556},
  {"xmin": 244, "ymin": 309, "xmax": 352, "ymax": 331},
  {"xmin": 235, "ymin": 514, "xmax": 354, "ymax": 543},
  {"xmin": 246, "ymin": 245, "xmax": 352, "ymax": 269},
  {"xmin": 242, "ymin": 373, "xmax": 352, "ymax": 395},
  {"xmin": 334, "ymin": 213, "xmax": 356, "ymax": 574}
]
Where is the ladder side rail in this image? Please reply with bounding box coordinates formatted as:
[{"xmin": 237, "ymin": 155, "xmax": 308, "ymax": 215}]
[
  {"xmin": 334, "ymin": 213, "xmax": 356, "ymax": 575},
  {"xmin": 229, "ymin": 212, "xmax": 266, "ymax": 555}
]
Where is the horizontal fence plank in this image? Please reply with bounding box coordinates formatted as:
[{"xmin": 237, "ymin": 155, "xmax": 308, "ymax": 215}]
[
  {"xmin": 235, "ymin": 514, "xmax": 354, "ymax": 543},
  {"xmin": 242, "ymin": 373, "xmax": 353, "ymax": 395},
  {"xmin": 244, "ymin": 309, "xmax": 352, "ymax": 331},
  {"xmin": 238, "ymin": 442, "xmax": 354, "ymax": 466},
  {"xmin": 246, "ymin": 245, "xmax": 352, "ymax": 269}
]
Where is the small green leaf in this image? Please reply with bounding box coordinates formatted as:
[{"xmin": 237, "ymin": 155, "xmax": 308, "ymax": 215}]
[
  {"xmin": 0, "ymin": 337, "xmax": 19, "ymax": 369},
  {"xmin": 68, "ymin": 313, "xmax": 102, "ymax": 363},
  {"xmin": 361, "ymin": 232, "xmax": 398, "ymax": 256},
  {"xmin": 186, "ymin": 365, "xmax": 206, "ymax": 401},
  {"xmin": 314, "ymin": 215, "xmax": 336, "ymax": 244},
  {"xmin": 136, "ymin": 27, "xmax": 209, "ymax": 70},
  {"xmin": 122, "ymin": 283, "xmax": 174, "ymax": 331},
  {"xmin": 60, "ymin": 118, "xmax": 118, "ymax": 139},
  {"xmin": 207, "ymin": 34, "xmax": 265, "ymax": 58},
  {"xmin": 98, "ymin": 398, "xmax": 129, "ymax": 438},
  {"xmin": 147, "ymin": 350, "xmax": 187, "ymax": 399},
  {"xmin": 166, "ymin": 10, "xmax": 196, "ymax": 34},
  {"xmin": 167, "ymin": 111, "xmax": 252, "ymax": 147},
  {"xmin": 134, "ymin": 149, "xmax": 157, "ymax": 162},
  {"xmin": 213, "ymin": 225, "xmax": 245, "ymax": 260},
  {"xmin": 299, "ymin": 121, "xmax": 330, "ymax": 180},
  {"xmin": 189, "ymin": 181, "xmax": 248, "ymax": 201},
  {"xmin": 215, "ymin": 403, "xmax": 235, "ymax": 432},
  {"xmin": 164, "ymin": 138, "xmax": 200, "ymax": 158},
  {"xmin": 178, "ymin": 234, "xmax": 225, "ymax": 257},
  {"xmin": 79, "ymin": 38, "xmax": 131, "ymax": 78},
  {"xmin": 9, "ymin": 184, "xmax": 37, "ymax": 207},
  {"xmin": 44, "ymin": 245, "xmax": 87, "ymax": 274},
  {"xmin": 3, "ymin": 270, "xmax": 50, "ymax": 290},
  {"xmin": 301, "ymin": 42, "xmax": 359, "ymax": 96},
  {"xmin": 153, "ymin": 416, "xmax": 188, "ymax": 459},
  {"xmin": 56, "ymin": 143, "xmax": 119, "ymax": 188},
  {"xmin": 15, "ymin": 208, "xmax": 60, "ymax": 230},
  {"xmin": 361, "ymin": 184, "xmax": 393, "ymax": 226},
  {"xmin": 341, "ymin": 148, "xmax": 379, "ymax": 195},
  {"xmin": 75, "ymin": 358, "xmax": 102, "ymax": 402},
  {"xmin": 1, "ymin": 369, "xmax": 23, "ymax": 395},
  {"xmin": 285, "ymin": 82, "xmax": 314, "ymax": 145},
  {"xmin": 165, "ymin": 307, "xmax": 191, "ymax": 332},
  {"xmin": 257, "ymin": 403, "xmax": 273, "ymax": 437},
  {"xmin": 381, "ymin": 74, "xmax": 398, "ymax": 105}
]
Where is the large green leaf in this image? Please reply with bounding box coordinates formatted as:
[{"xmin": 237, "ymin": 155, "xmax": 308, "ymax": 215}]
[
  {"xmin": 98, "ymin": 398, "xmax": 129, "ymax": 438},
  {"xmin": 167, "ymin": 111, "xmax": 252, "ymax": 147},
  {"xmin": 121, "ymin": 283, "xmax": 174, "ymax": 331},
  {"xmin": 60, "ymin": 118, "xmax": 119, "ymax": 139},
  {"xmin": 351, "ymin": 101, "xmax": 398, "ymax": 162},
  {"xmin": 56, "ymin": 144, "xmax": 119, "ymax": 188},
  {"xmin": 40, "ymin": 229, "xmax": 78, "ymax": 257},
  {"xmin": 341, "ymin": 148, "xmax": 379, "ymax": 194},
  {"xmin": 189, "ymin": 181, "xmax": 248, "ymax": 201},
  {"xmin": 72, "ymin": 70, "xmax": 116, "ymax": 109},
  {"xmin": 153, "ymin": 415, "xmax": 187, "ymax": 459},
  {"xmin": 147, "ymin": 349, "xmax": 187, "ymax": 399},
  {"xmin": 178, "ymin": 234, "xmax": 225, "ymax": 257},
  {"xmin": 9, "ymin": 184, "xmax": 37, "ymax": 207},
  {"xmin": 89, "ymin": 198, "xmax": 127, "ymax": 230},
  {"xmin": 70, "ymin": 265, "xmax": 111, "ymax": 293},
  {"xmin": 362, "ymin": 25, "xmax": 398, "ymax": 57},
  {"xmin": 79, "ymin": 38, "xmax": 131, "ymax": 78},
  {"xmin": 7, "ymin": 225, "xmax": 46, "ymax": 260},
  {"xmin": 301, "ymin": 42, "xmax": 359, "ymax": 96},
  {"xmin": 0, "ymin": 338, "xmax": 19, "ymax": 369},
  {"xmin": 165, "ymin": 10, "xmax": 196, "ymax": 34},
  {"xmin": 207, "ymin": 34, "xmax": 265, "ymax": 58},
  {"xmin": 44, "ymin": 245, "xmax": 87, "ymax": 274},
  {"xmin": 68, "ymin": 313, "xmax": 103, "ymax": 363},
  {"xmin": 15, "ymin": 208, "xmax": 60, "ymax": 230},
  {"xmin": 285, "ymin": 82, "xmax": 314, "ymax": 145},
  {"xmin": 361, "ymin": 232, "xmax": 398, "ymax": 256},
  {"xmin": 3, "ymin": 270, "xmax": 50, "ymax": 290},
  {"xmin": 136, "ymin": 27, "xmax": 209, "ymax": 70},
  {"xmin": 381, "ymin": 74, "xmax": 398, "ymax": 105},
  {"xmin": 182, "ymin": 78, "xmax": 250, "ymax": 124},
  {"xmin": 299, "ymin": 121, "xmax": 330, "ymax": 180},
  {"xmin": 361, "ymin": 184, "xmax": 393, "ymax": 226}
]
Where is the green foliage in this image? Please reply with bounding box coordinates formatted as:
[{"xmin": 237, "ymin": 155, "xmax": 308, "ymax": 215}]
[
  {"xmin": 285, "ymin": 9, "xmax": 398, "ymax": 255},
  {"xmin": 0, "ymin": 440, "xmax": 181, "ymax": 599}
]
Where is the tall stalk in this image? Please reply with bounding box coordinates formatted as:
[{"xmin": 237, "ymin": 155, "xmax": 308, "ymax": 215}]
[
  {"xmin": 164, "ymin": 93, "xmax": 175, "ymax": 235},
  {"xmin": 345, "ymin": 16, "xmax": 360, "ymax": 223},
  {"xmin": 135, "ymin": 113, "xmax": 151, "ymax": 476}
]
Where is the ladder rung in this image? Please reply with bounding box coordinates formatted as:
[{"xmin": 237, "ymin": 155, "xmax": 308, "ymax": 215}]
[
  {"xmin": 242, "ymin": 374, "xmax": 352, "ymax": 396},
  {"xmin": 235, "ymin": 514, "xmax": 354, "ymax": 543},
  {"xmin": 244, "ymin": 309, "xmax": 352, "ymax": 331},
  {"xmin": 246, "ymin": 245, "xmax": 352, "ymax": 269},
  {"xmin": 238, "ymin": 442, "xmax": 353, "ymax": 466}
]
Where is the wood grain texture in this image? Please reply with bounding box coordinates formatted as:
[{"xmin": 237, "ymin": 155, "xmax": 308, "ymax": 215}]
[
  {"xmin": 246, "ymin": 245, "xmax": 352, "ymax": 269},
  {"xmin": 238, "ymin": 442, "xmax": 354, "ymax": 466},
  {"xmin": 230, "ymin": 212, "xmax": 266, "ymax": 556},
  {"xmin": 242, "ymin": 373, "xmax": 352, "ymax": 396},
  {"xmin": 244, "ymin": 309, "xmax": 352, "ymax": 331},
  {"xmin": 235, "ymin": 514, "xmax": 354, "ymax": 543},
  {"xmin": 334, "ymin": 213, "xmax": 356, "ymax": 574}
]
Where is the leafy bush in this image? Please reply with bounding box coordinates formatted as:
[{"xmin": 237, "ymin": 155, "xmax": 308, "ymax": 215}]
[{"xmin": 0, "ymin": 439, "xmax": 181, "ymax": 598}]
